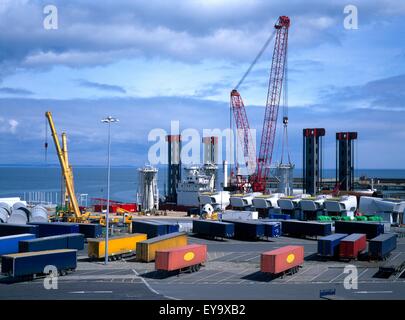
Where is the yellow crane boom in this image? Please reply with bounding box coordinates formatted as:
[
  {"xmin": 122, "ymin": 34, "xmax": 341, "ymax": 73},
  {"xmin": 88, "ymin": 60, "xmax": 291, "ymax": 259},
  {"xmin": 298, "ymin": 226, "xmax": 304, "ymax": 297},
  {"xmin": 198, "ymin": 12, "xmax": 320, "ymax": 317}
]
[
  {"xmin": 45, "ymin": 111, "xmax": 82, "ymax": 219},
  {"xmin": 61, "ymin": 132, "xmax": 76, "ymax": 211}
]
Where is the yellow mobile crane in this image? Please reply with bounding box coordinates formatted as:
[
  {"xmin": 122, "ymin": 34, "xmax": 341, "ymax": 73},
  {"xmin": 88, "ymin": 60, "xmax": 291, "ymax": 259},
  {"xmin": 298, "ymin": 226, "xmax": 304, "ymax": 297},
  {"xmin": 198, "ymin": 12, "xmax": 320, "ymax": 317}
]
[
  {"xmin": 45, "ymin": 111, "xmax": 90, "ymax": 222},
  {"xmin": 61, "ymin": 132, "xmax": 75, "ymax": 213}
]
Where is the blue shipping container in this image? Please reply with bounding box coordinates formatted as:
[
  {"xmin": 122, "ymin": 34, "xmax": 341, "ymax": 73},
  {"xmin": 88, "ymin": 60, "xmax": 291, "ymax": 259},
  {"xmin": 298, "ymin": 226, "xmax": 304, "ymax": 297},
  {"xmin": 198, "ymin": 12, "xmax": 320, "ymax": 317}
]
[
  {"xmin": 282, "ymin": 220, "xmax": 332, "ymax": 237},
  {"xmin": 0, "ymin": 234, "xmax": 36, "ymax": 255},
  {"xmin": 0, "ymin": 224, "xmax": 39, "ymax": 237},
  {"xmin": 78, "ymin": 223, "xmax": 102, "ymax": 238},
  {"xmin": 318, "ymin": 233, "xmax": 348, "ymax": 257},
  {"xmin": 132, "ymin": 221, "xmax": 167, "ymax": 238},
  {"xmin": 2, "ymin": 249, "xmax": 77, "ymax": 277},
  {"xmin": 223, "ymin": 220, "xmax": 265, "ymax": 240},
  {"xmin": 262, "ymin": 222, "xmax": 281, "ymax": 238},
  {"xmin": 28, "ymin": 222, "xmax": 80, "ymax": 237},
  {"xmin": 369, "ymin": 233, "xmax": 397, "ymax": 259},
  {"xmin": 334, "ymin": 221, "xmax": 384, "ymax": 240},
  {"xmin": 192, "ymin": 220, "xmax": 234, "ymax": 238},
  {"xmin": 66, "ymin": 233, "xmax": 85, "ymax": 250},
  {"xmin": 19, "ymin": 233, "xmax": 84, "ymax": 252},
  {"xmin": 150, "ymin": 220, "xmax": 180, "ymax": 234},
  {"xmin": 268, "ymin": 213, "xmax": 291, "ymax": 220},
  {"xmin": 19, "ymin": 235, "xmax": 67, "ymax": 252}
]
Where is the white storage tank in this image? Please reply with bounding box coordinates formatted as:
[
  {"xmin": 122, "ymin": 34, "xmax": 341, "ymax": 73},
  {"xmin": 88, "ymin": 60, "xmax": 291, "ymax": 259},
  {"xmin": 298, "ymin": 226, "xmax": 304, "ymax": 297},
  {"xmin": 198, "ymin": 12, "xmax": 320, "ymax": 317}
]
[
  {"xmin": 138, "ymin": 166, "xmax": 159, "ymax": 212},
  {"xmin": 8, "ymin": 208, "xmax": 30, "ymax": 224},
  {"xmin": 30, "ymin": 205, "xmax": 48, "ymax": 223},
  {"xmin": 0, "ymin": 207, "xmax": 9, "ymax": 223}
]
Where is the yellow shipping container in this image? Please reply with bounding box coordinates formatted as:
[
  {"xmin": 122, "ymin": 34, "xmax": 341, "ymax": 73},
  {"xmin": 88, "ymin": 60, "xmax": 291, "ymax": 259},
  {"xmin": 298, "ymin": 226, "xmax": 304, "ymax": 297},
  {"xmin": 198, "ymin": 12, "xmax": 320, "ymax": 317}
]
[
  {"xmin": 88, "ymin": 233, "xmax": 147, "ymax": 260},
  {"xmin": 136, "ymin": 232, "xmax": 188, "ymax": 262}
]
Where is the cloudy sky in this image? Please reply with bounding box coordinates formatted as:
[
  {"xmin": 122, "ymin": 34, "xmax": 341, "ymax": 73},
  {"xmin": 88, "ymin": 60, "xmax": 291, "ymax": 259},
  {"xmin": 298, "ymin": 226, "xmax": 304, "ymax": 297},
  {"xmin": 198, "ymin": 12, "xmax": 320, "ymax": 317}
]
[{"xmin": 0, "ymin": 0, "xmax": 404, "ymax": 169}]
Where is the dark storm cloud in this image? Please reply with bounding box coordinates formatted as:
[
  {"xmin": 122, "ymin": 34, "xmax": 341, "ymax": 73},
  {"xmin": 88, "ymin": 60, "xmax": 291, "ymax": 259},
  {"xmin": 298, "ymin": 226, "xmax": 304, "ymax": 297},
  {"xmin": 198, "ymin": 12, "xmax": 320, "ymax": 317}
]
[
  {"xmin": 0, "ymin": 0, "xmax": 403, "ymax": 74},
  {"xmin": 320, "ymin": 74, "xmax": 405, "ymax": 111},
  {"xmin": 77, "ymin": 80, "xmax": 126, "ymax": 94},
  {"xmin": 0, "ymin": 87, "xmax": 34, "ymax": 96}
]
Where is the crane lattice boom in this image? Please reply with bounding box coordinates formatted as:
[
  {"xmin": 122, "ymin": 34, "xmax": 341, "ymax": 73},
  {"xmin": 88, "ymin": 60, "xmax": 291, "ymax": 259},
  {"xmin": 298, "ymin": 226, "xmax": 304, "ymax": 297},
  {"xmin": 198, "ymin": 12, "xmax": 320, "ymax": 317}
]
[
  {"xmin": 254, "ymin": 16, "xmax": 290, "ymax": 192},
  {"xmin": 230, "ymin": 89, "xmax": 256, "ymax": 177}
]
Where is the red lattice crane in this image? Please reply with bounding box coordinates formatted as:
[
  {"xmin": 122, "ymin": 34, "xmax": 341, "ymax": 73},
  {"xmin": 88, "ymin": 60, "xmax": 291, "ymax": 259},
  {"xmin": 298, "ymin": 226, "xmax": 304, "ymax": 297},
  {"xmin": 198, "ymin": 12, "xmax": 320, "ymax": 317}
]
[
  {"xmin": 230, "ymin": 89, "xmax": 256, "ymax": 184},
  {"xmin": 230, "ymin": 16, "xmax": 290, "ymax": 193}
]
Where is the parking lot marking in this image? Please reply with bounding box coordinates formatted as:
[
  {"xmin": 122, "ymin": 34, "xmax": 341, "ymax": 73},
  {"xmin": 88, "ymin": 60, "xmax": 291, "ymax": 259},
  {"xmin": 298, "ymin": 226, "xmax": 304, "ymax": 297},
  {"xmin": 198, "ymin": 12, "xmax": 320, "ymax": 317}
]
[
  {"xmin": 191, "ymin": 270, "xmax": 229, "ymax": 284},
  {"xmin": 245, "ymin": 254, "xmax": 260, "ymax": 262},
  {"xmin": 167, "ymin": 269, "xmax": 211, "ymax": 284},
  {"xmin": 329, "ymin": 271, "xmax": 345, "ymax": 283},
  {"xmin": 354, "ymin": 291, "xmax": 393, "ymax": 294},
  {"xmin": 226, "ymin": 252, "xmax": 253, "ymax": 262},
  {"xmin": 217, "ymin": 268, "xmax": 251, "ymax": 283},
  {"xmin": 310, "ymin": 268, "xmax": 330, "ymax": 282},
  {"xmin": 286, "ymin": 266, "xmax": 314, "ymax": 282}
]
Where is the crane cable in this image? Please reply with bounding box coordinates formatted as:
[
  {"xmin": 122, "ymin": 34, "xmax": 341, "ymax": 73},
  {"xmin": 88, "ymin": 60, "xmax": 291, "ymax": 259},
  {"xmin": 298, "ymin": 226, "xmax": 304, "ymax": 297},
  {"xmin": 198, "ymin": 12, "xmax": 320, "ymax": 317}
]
[{"xmin": 234, "ymin": 27, "xmax": 276, "ymax": 90}]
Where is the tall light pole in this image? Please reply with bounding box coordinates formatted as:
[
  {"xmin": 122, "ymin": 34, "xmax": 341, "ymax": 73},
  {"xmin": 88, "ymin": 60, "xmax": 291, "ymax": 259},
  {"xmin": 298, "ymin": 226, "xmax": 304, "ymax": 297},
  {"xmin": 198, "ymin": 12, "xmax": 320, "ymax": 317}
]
[{"xmin": 101, "ymin": 116, "xmax": 119, "ymax": 265}]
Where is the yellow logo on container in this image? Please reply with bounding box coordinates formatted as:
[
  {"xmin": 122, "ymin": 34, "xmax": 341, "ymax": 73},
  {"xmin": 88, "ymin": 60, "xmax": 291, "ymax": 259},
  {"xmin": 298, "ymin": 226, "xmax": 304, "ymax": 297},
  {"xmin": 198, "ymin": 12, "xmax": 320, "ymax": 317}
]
[
  {"xmin": 286, "ymin": 254, "xmax": 295, "ymax": 263},
  {"xmin": 184, "ymin": 252, "xmax": 195, "ymax": 261}
]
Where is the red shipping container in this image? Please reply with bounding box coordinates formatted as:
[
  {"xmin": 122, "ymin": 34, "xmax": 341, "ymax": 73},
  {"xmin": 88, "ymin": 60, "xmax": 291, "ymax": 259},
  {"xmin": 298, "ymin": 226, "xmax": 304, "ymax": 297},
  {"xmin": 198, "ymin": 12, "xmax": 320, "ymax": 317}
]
[
  {"xmin": 261, "ymin": 245, "xmax": 304, "ymax": 274},
  {"xmin": 118, "ymin": 203, "xmax": 137, "ymax": 212},
  {"xmin": 93, "ymin": 205, "xmax": 118, "ymax": 213},
  {"xmin": 155, "ymin": 244, "xmax": 207, "ymax": 271},
  {"xmin": 339, "ymin": 233, "xmax": 367, "ymax": 259}
]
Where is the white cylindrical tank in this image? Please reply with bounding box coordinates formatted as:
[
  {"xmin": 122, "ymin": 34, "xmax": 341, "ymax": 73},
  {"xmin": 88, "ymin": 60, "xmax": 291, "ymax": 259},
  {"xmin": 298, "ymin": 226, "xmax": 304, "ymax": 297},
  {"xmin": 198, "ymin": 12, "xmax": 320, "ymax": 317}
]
[
  {"xmin": 30, "ymin": 205, "xmax": 48, "ymax": 223},
  {"xmin": 8, "ymin": 208, "xmax": 29, "ymax": 224},
  {"xmin": 0, "ymin": 207, "xmax": 9, "ymax": 223},
  {"xmin": 12, "ymin": 202, "xmax": 27, "ymax": 211},
  {"xmin": 0, "ymin": 202, "xmax": 11, "ymax": 216},
  {"xmin": 138, "ymin": 166, "xmax": 159, "ymax": 212},
  {"xmin": 223, "ymin": 160, "xmax": 228, "ymax": 188},
  {"xmin": 275, "ymin": 163, "xmax": 295, "ymax": 196}
]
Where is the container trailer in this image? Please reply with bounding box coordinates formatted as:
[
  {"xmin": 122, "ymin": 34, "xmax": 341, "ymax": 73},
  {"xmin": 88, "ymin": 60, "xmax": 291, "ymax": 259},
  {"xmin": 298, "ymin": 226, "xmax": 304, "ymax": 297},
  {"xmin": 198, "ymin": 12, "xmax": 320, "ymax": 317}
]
[
  {"xmin": 66, "ymin": 233, "xmax": 85, "ymax": 250},
  {"xmin": 369, "ymin": 233, "xmax": 397, "ymax": 260},
  {"xmin": 262, "ymin": 222, "xmax": 281, "ymax": 238},
  {"xmin": 77, "ymin": 223, "xmax": 102, "ymax": 238},
  {"xmin": 28, "ymin": 222, "xmax": 80, "ymax": 237},
  {"xmin": 0, "ymin": 223, "xmax": 39, "ymax": 237},
  {"xmin": 87, "ymin": 233, "xmax": 147, "ymax": 260},
  {"xmin": 1, "ymin": 249, "xmax": 77, "ymax": 279},
  {"xmin": 339, "ymin": 233, "xmax": 367, "ymax": 260},
  {"xmin": 268, "ymin": 213, "xmax": 290, "ymax": 220},
  {"xmin": 317, "ymin": 233, "xmax": 348, "ymax": 257},
  {"xmin": 334, "ymin": 221, "xmax": 384, "ymax": 240},
  {"xmin": 150, "ymin": 220, "xmax": 180, "ymax": 234},
  {"xmin": 261, "ymin": 246, "xmax": 304, "ymax": 278},
  {"xmin": 132, "ymin": 220, "xmax": 173, "ymax": 238},
  {"xmin": 155, "ymin": 244, "xmax": 207, "ymax": 273},
  {"xmin": 0, "ymin": 234, "xmax": 36, "ymax": 255},
  {"xmin": 222, "ymin": 219, "xmax": 265, "ymax": 240},
  {"xmin": 18, "ymin": 233, "xmax": 85, "ymax": 252},
  {"xmin": 192, "ymin": 220, "xmax": 234, "ymax": 239},
  {"xmin": 281, "ymin": 220, "xmax": 332, "ymax": 238},
  {"xmin": 136, "ymin": 232, "xmax": 188, "ymax": 262}
]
